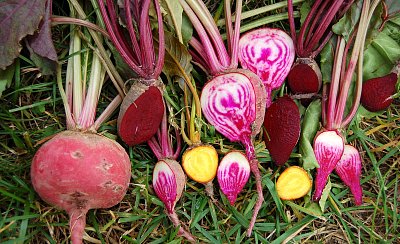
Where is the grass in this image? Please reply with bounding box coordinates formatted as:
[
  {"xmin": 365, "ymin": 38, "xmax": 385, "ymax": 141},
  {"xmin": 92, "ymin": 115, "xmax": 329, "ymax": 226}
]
[{"xmin": 1, "ymin": 0, "xmax": 400, "ymax": 243}]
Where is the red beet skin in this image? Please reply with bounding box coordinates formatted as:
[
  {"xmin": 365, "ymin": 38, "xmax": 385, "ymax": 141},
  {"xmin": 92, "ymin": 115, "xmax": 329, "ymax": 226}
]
[
  {"xmin": 263, "ymin": 95, "xmax": 301, "ymax": 165},
  {"xmin": 361, "ymin": 73, "xmax": 397, "ymax": 112},
  {"xmin": 118, "ymin": 84, "xmax": 164, "ymax": 146},
  {"xmin": 287, "ymin": 58, "xmax": 322, "ymax": 95}
]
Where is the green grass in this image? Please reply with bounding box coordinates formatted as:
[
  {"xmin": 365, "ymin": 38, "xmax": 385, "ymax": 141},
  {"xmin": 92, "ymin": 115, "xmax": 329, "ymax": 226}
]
[{"xmin": 1, "ymin": 0, "xmax": 400, "ymax": 243}]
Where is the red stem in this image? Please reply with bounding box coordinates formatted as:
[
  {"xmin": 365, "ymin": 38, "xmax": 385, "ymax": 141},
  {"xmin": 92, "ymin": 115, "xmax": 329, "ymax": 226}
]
[
  {"xmin": 68, "ymin": 209, "xmax": 88, "ymax": 244},
  {"xmin": 179, "ymin": 0, "xmax": 222, "ymax": 74},
  {"xmin": 230, "ymin": 0, "xmax": 243, "ymax": 69},
  {"xmin": 287, "ymin": 0, "xmax": 297, "ymax": 49},
  {"xmin": 153, "ymin": 0, "xmax": 165, "ymax": 79},
  {"xmin": 139, "ymin": 0, "xmax": 155, "ymax": 76},
  {"xmin": 124, "ymin": 0, "xmax": 141, "ymax": 65},
  {"xmin": 167, "ymin": 211, "xmax": 195, "ymax": 243},
  {"xmin": 297, "ymin": 0, "xmax": 323, "ymax": 56},
  {"xmin": 303, "ymin": 0, "xmax": 332, "ymax": 49}
]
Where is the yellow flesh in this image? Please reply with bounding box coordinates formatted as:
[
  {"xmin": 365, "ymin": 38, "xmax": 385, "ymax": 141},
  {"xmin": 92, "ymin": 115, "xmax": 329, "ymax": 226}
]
[
  {"xmin": 276, "ymin": 166, "xmax": 312, "ymax": 200},
  {"xmin": 182, "ymin": 145, "xmax": 218, "ymax": 183}
]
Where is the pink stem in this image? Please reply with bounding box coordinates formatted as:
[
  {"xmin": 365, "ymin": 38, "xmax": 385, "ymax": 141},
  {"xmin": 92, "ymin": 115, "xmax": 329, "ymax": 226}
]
[
  {"xmin": 167, "ymin": 211, "xmax": 196, "ymax": 243},
  {"xmin": 230, "ymin": 0, "xmax": 243, "ymax": 69},
  {"xmin": 224, "ymin": 0, "xmax": 234, "ymax": 57},
  {"xmin": 322, "ymin": 84, "xmax": 328, "ymax": 127},
  {"xmin": 153, "ymin": 0, "xmax": 165, "ymax": 78},
  {"xmin": 179, "ymin": 0, "xmax": 222, "ymax": 74},
  {"xmin": 97, "ymin": 0, "xmax": 147, "ymax": 77},
  {"xmin": 172, "ymin": 128, "xmax": 182, "ymax": 160},
  {"xmin": 148, "ymin": 136, "xmax": 163, "ymax": 160},
  {"xmin": 303, "ymin": 0, "xmax": 332, "ymax": 49},
  {"xmin": 297, "ymin": 0, "xmax": 323, "ymax": 56},
  {"xmin": 139, "ymin": 0, "xmax": 154, "ymax": 76},
  {"xmin": 124, "ymin": 0, "xmax": 141, "ymax": 65},
  {"xmin": 287, "ymin": 0, "xmax": 297, "ymax": 49},
  {"xmin": 68, "ymin": 209, "xmax": 88, "ymax": 244},
  {"xmin": 326, "ymin": 37, "xmax": 346, "ymax": 130},
  {"xmin": 93, "ymin": 95, "xmax": 122, "ymax": 131},
  {"xmin": 242, "ymin": 136, "xmax": 264, "ymax": 236}
]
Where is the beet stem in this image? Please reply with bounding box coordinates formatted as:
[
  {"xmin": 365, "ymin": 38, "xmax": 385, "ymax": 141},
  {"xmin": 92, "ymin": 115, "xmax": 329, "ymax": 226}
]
[
  {"xmin": 124, "ymin": 0, "xmax": 142, "ymax": 64},
  {"xmin": 140, "ymin": 0, "xmax": 155, "ymax": 76},
  {"xmin": 229, "ymin": 0, "xmax": 242, "ymax": 68},
  {"xmin": 296, "ymin": 0, "xmax": 322, "ymax": 56},
  {"xmin": 154, "ymin": 0, "xmax": 165, "ymax": 78},
  {"xmin": 167, "ymin": 211, "xmax": 196, "ymax": 243},
  {"xmin": 68, "ymin": 209, "xmax": 87, "ymax": 244},
  {"xmin": 287, "ymin": 0, "xmax": 297, "ymax": 49}
]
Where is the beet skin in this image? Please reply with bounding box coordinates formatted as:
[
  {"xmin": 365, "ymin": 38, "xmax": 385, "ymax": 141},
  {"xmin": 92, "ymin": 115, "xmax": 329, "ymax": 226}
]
[
  {"xmin": 361, "ymin": 73, "xmax": 397, "ymax": 112},
  {"xmin": 263, "ymin": 95, "xmax": 301, "ymax": 165}
]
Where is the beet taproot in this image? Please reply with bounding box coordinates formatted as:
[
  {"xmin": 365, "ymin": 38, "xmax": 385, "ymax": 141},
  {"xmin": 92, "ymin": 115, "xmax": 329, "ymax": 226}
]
[{"xmin": 263, "ymin": 95, "xmax": 301, "ymax": 166}]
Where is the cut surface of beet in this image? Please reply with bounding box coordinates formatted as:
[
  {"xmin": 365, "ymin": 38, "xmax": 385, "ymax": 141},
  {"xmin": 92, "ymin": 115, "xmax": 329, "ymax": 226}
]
[
  {"xmin": 263, "ymin": 95, "xmax": 300, "ymax": 165},
  {"xmin": 361, "ymin": 73, "xmax": 397, "ymax": 112},
  {"xmin": 118, "ymin": 85, "xmax": 164, "ymax": 146},
  {"xmin": 287, "ymin": 59, "xmax": 322, "ymax": 95}
]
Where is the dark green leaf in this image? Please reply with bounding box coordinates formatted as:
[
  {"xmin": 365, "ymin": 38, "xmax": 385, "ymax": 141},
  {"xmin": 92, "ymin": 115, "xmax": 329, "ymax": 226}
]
[
  {"xmin": 0, "ymin": 0, "xmax": 47, "ymax": 70},
  {"xmin": 320, "ymin": 38, "xmax": 335, "ymax": 84},
  {"xmin": 332, "ymin": 0, "xmax": 363, "ymax": 41},
  {"xmin": 299, "ymin": 99, "xmax": 321, "ymax": 170},
  {"xmin": 0, "ymin": 63, "xmax": 15, "ymax": 97},
  {"xmin": 299, "ymin": 0, "xmax": 312, "ymax": 25}
]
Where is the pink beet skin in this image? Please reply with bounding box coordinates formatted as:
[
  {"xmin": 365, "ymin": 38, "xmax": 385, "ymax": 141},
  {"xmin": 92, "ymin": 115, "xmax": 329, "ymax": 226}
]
[
  {"xmin": 312, "ymin": 130, "xmax": 344, "ymax": 202},
  {"xmin": 335, "ymin": 145, "xmax": 363, "ymax": 205},
  {"xmin": 31, "ymin": 131, "xmax": 131, "ymax": 244}
]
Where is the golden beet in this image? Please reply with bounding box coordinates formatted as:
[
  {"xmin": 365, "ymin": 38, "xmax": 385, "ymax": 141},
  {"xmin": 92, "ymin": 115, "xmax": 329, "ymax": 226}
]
[
  {"xmin": 182, "ymin": 145, "xmax": 218, "ymax": 184},
  {"xmin": 276, "ymin": 166, "xmax": 312, "ymax": 200}
]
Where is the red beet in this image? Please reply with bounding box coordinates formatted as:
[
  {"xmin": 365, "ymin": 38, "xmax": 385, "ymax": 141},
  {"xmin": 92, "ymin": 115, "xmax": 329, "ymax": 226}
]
[
  {"xmin": 287, "ymin": 59, "xmax": 322, "ymax": 95},
  {"xmin": 361, "ymin": 72, "xmax": 398, "ymax": 112},
  {"xmin": 263, "ymin": 95, "xmax": 301, "ymax": 166},
  {"xmin": 117, "ymin": 83, "xmax": 165, "ymax": 146},
  {"xmin": 31, "ymin": 131, "xmax": 131, "ymax": 243},
  {"xmin": 98, "ymin": 0, "xmax": 166, "ymax": 146}
]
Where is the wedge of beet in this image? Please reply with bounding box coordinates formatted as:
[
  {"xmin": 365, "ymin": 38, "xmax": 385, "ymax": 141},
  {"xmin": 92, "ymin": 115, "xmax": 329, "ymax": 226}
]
[
  {"xmin": 361, "ymin": 72, "xmax": 398, "ymax": 112},
  {"xmin": 263, "ymin": 95, "xmax": 301, "ymax": 165},
  {"xmin": 117, "ymin": 81, "xmax": 165, "ymax": 146},
  {"xmin": 287, "ymin": 58, "xmax": 322, "ymax": 95}
]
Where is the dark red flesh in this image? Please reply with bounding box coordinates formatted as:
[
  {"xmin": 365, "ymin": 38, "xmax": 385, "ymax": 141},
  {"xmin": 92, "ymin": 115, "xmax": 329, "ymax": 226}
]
[
  {"xmin": 288, "ymin": 63, "xmax": 321, "ymax": 95},
  {"xmin": 263, "ymin": 95, "xmax": 301, "ymax": 166},
  {"xmin": 118, "ymin": 86, "xmax": 164, "ymax": 146},
  {"xmin": 361, "ymin": 73, "xmax": 397, "ymax": 112}
]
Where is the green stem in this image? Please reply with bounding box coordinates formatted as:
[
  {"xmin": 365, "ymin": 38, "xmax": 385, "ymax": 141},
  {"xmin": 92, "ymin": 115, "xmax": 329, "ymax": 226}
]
[
  {"xmin": 72, "ymin": 31, "xmax": 83, "ymax": 121},
  {"xmin": 56, "ymin": 65, "xmax": 75, "ymax": 129},
  {"xmin": 51, "ymin": 16, "xmax": 110, "ymax": 38},
  {"xmin": 217, "ymin": 0, "xmax": 304, "ymax": 26}
]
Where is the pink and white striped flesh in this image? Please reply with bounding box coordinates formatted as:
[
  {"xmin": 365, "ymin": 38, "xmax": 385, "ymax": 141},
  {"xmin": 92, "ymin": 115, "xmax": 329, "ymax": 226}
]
[
  {"xmin": 335, "ymin": 145, "xmax": 363, "ymax": 205},
  {"xmin": 313, "ymin": 130, "xmax": 344, "ymax": 201},
  {"xmin": 217, "ymin": 151, "xmax": 251, "ymax": 205},
  {"xmin": 239, "ymin": 28, "xmax": 295, "ymax": 107}
]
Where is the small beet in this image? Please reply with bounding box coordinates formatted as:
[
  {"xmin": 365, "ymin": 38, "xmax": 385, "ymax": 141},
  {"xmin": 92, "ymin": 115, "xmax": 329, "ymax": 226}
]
[
  {"xmin": 263, "ymin": 95, "xmax": 301, "ymax": 166},
  {"xmin": 217, "ymin": 151, "xmax": 250, "ymax": 205},
  {"xmin": 182, "ymin": 144, "xmax": 218, "ymax": 184},
  {"xmin": 335, "ymin": 145, "xmax": 363, "ymax": 205},
  {"xmin": 361, "ymin": 73, "xmax": 398, "ymax": 112},
  {"xmin": 312, "ymin": 130, "xmax": 344, "ymax": 202},
  {"xmin": 118, "ymin": 82, "xmax": 165, "ymax": 146},
  {"xmin": 287, "ymin": 58, "xmax": 322, "ymax": 95},
  {"xmin": 276, "ymin": 166, "xmax": 312, "ymax": 200}
]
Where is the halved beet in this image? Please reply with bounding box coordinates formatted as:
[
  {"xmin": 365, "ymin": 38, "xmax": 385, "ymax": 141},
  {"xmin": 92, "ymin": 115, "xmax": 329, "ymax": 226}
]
[
  {"xmin": 238, "ymin": 28, "xmax": 295, "ymax": 107},
  {"xmin": 287, "ymin": 58, "xmax": 322, "ymax": 95},
  {"xmin": 361, "ymin": 73, "xmax": 398, "ymax": 112},
  {"xmin": 118, "ymin": 82, "xmax": 164, "ymax": 146},
  {"xmin": 263, "ymin": 95, "xmax": 301, "ymax": 165}
]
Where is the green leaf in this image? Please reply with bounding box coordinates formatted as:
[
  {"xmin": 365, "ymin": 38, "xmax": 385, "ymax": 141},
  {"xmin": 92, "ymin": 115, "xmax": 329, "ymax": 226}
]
[
  {"xmin": 0, "ymin": 0, "xmax": 47, "ymax": 70},
  {"xmin": 320, "ymin": 38, "xmax": 335, "ymax": 84},
  {"xmin": 0, "ymin": 63, "xmax": 15, "ymax": 97},
  {"xmin": 332, "ymin": 0, "xmax": 363, "ymax": 41},
  {"xmin": 318, "ymin": 178, "xmax": 332, "ymax": 211},
  {"xmin": 161, "ymin": 0, "xmax": 184, "ymax": 43},
  {"xmin": 299, "ymin": 0, "xmax": 312, "ymax": 25},
  {"xmin": 162, "ymin": 31, "xmax": 193, "ymax": 82},
  {"xmin": 299, "ymin": 99, "xmax": 321, "ymax": 170}
]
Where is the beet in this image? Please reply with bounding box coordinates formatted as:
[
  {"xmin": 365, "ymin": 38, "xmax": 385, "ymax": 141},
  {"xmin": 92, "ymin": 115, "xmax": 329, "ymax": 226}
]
[
  {"xmin": 117, "ymin": 83, "xmax": 165, "ymax": 146},
  {"xmin": 361, "ymin": 73, "xmax": 398, "ymax": 112},
  {"xmin": 31, "ymin": 131, "xmax": 131, "ymax": 243},
  {"xmin": 287, "ymin": 59, "xmax": 322, "ymax": 95},
  {"xmin": 263, "ymin": 95, "xmax": 301, "ymax": 166}
]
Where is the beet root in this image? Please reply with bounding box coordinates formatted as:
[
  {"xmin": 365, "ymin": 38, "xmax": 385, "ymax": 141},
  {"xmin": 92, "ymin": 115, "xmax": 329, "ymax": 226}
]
[
  {"xmin": 361, "ymin": 73, "xmax": 398, "ymax": 112},
  {"xmin": 31, "ymin": 131, "xmax": 131, "ymax": 243},
  {"xmin": 287, "ymin": 58, "xmax": 322, "ymax": 96},
  {"xmin": 118, "ymin": 80, "xmax": 165, "ymax": 146},
  {"xmin": 312, "ymin": 130, "xmax": 344, "ymax": 202},
  {"xmin": 335, "ymin": 145, "xmax": 363, "ymax": 205},
  {"xmin": 263, "ymin": 95, "xmax": 301, "ymax": 165}
]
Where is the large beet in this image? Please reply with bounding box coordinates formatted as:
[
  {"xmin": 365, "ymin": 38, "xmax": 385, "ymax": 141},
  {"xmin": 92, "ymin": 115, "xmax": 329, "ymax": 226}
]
[{"xmin": 31, "ymin": 131, "xmax": 131, "ymax": 243}]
